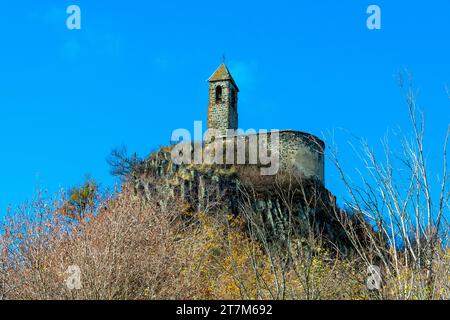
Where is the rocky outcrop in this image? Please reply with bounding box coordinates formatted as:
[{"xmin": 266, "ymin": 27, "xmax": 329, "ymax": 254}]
[{"xmin": 132, "ymin": 147, "xmax": 352, "ymax": 253}]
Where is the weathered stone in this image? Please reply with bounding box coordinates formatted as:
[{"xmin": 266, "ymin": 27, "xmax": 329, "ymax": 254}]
[{"xmin": 130, "ymin": 64, "xmax": 355, "ymax": 253}]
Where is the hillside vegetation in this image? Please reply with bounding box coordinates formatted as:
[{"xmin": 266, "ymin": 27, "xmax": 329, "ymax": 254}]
[{"xmin": 0, "ymin": 83, "xmax": 448, "ymax": 300}]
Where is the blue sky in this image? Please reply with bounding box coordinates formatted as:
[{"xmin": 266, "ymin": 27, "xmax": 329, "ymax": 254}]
[{"xmin": 0, "ymin": 0, "xmax": 449, "ymax": 213}]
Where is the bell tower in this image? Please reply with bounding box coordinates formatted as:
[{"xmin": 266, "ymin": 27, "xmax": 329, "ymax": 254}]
[{"xmin": 207, "ymin": 63, "xmax": 239, "ymax": 135}]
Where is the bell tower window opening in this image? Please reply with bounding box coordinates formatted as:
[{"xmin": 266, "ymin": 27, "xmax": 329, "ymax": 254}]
[{"xmin": 215, "ymin": 86, "xmax": 223, "ymax": 103}]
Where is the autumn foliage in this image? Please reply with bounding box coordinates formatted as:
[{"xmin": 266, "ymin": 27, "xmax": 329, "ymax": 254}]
[{"xmin": 0, "ymin": 180, "xmax": 448, "ymax": 300}]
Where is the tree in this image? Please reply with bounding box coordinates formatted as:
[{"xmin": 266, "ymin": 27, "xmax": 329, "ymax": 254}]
[
  {"xmin": 61, "ymin": 178, "xmax": 99, "ymax": 221},
  {"xmin": 107, "ymin": 146, "xmax": 143, "ymax": 182}
]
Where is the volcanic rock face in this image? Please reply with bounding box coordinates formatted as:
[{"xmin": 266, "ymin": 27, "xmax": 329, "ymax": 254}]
[{"xmin": 132, "ymin": 147, "xmax": 351, "ymax": 252}]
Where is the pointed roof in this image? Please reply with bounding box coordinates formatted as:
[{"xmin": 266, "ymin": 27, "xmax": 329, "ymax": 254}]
[{"xmin": 208, "ymin": 63, "xmax": 239, "ymax": 91}]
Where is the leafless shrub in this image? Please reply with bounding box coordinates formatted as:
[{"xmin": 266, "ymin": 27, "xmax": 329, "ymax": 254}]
[
  {"xmin": 327, "ymin": 76, "xmax": 449, "ymax": 299},
  {"xmin": 107, "ymin": 146, "xmax": 144, "ymax": 182},
  {"xmin": 0, "ymin": 185, "xmax": 210, "ymax": 299}
]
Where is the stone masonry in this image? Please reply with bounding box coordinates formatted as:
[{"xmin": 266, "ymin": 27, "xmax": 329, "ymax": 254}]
[
  {"xmin": 130, "ymin": 63, "xmax": 353, "ymax": 252},
  {"xmin": 207, "ymin": 63, "xmax": 239, "ymax": 134},
  {"xmin": 206, "ymin": 63, "xmax": 325, "ymax": 184}
]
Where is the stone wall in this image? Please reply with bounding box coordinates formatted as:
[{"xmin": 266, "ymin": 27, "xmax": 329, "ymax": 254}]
[
  {"xmin": 204, "ymin": 130, "xmax": 325, "ymax": 183},
  {"xmin": 278, "ymin": 130, "xmax": 325, "ymax": 183}
]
